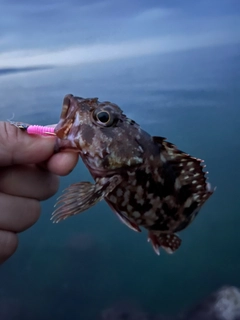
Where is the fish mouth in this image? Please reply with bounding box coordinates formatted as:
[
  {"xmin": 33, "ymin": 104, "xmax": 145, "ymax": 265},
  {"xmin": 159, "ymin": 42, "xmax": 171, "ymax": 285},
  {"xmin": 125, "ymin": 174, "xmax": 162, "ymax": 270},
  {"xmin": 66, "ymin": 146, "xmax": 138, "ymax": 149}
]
[{"xmin": 54, "ymin": 95, "xmax": 78, "ymax": 139}]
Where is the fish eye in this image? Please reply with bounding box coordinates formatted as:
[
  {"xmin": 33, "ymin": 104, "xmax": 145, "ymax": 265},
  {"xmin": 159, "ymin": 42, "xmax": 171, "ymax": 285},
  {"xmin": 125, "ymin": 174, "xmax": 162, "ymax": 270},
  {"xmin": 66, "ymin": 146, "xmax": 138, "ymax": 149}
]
[{"xmin": 95, "ymin": 111, "xmax": 111, "ymax": 125}]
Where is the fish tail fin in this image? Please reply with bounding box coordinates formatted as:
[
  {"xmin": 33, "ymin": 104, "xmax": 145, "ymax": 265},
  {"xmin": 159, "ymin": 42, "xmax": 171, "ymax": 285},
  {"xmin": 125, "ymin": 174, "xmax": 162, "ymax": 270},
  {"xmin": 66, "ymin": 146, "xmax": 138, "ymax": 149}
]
[{"xmin": 148, "ymin": 231, "xmax": 181, "ymax": 255}]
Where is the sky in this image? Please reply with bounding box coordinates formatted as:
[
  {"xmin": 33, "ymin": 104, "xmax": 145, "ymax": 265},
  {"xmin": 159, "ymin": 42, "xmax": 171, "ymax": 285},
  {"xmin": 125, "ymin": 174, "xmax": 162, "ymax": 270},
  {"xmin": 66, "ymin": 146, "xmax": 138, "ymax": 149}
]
[{"xmin": 0, "ymin": 0, "xmax": 240, "ymax": 69}]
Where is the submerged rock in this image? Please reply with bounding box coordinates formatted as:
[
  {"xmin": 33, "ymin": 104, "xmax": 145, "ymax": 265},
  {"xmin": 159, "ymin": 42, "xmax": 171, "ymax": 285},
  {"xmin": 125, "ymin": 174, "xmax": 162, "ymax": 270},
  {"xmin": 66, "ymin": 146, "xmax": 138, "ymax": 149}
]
[
  {"xmin": 181, "ymin": 286, "xmax": 240, "ymax": 320},
  {"xmin": 100, "ymin": 286, "xmax": 240, "ymax": 320}
]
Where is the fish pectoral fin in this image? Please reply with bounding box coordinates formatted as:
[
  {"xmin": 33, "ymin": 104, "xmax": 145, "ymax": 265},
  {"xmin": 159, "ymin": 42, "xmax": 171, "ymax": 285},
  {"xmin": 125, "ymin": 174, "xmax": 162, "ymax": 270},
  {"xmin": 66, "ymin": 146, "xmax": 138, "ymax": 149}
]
[
  {"xmin": 51, "ymin": 175, "xmax": 122, "ymax": 223},
  {"xmin": 148, "ymin": 231, "xmax": 181, "ymax": 255}
]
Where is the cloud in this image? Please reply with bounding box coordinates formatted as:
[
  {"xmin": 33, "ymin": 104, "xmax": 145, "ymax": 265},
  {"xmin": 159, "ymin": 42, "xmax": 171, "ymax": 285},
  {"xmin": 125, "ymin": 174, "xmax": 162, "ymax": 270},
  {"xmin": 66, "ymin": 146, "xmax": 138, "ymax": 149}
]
[
  {"xmin": 1, "ymin": 1, "xmax": 239, "ymax": 53},
  {"xmin": 0, "ymin": 29, "xmax": 239, "ymax": 69}
]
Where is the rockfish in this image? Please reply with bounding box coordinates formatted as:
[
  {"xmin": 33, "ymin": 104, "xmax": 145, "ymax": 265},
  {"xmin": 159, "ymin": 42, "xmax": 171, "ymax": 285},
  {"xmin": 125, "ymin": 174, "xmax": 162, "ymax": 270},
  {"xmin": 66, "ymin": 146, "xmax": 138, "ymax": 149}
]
[{"xmin": 52, "ymin": 94, "xmax": 214, "ymax": 255}]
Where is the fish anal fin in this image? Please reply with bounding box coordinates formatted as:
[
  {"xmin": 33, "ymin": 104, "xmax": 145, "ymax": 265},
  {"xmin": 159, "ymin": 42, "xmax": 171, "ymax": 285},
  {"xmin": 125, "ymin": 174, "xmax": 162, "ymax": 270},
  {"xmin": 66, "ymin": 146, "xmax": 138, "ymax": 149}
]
[
  {"xmin": 148, "ymin": 231, "xmax": 181, "ymax": 255},
  {"xmin": 115, "ymin": 211, "xmax": 141, "ymax": 232},
  {"xmin": 51, "ymin": 175, "xmax": 122, "ymax": 223},
  {"xmin": 105, "ymin": 199, "xmax": 141, "ymax": 232}
]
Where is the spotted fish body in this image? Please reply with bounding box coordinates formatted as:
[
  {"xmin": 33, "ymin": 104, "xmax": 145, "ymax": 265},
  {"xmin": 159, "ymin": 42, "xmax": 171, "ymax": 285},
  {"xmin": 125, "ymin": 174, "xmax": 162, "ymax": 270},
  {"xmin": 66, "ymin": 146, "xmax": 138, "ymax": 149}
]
[{"xmin": 52, "ymin": 94, "xmax": 214, "ymax": 255}]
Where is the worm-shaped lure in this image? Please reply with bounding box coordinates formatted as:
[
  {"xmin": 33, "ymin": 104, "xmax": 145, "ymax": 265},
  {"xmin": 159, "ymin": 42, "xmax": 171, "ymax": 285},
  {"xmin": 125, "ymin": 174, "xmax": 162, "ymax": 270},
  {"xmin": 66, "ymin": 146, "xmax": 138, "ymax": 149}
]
[
  {"xmin": 8, "ymin": 121, "xmax": 56, "ymax": 136},
  {"xmin": 27, "ymin": 125, "xmax": 55, "ymax": 136}
]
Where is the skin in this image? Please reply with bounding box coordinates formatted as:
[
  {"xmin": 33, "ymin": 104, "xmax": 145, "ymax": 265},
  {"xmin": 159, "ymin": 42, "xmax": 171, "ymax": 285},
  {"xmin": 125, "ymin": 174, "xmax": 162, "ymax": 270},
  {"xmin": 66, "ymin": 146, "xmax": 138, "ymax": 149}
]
[{"xmin": 0, "ymin": 121, "xmax": 78, "ymax": 264}]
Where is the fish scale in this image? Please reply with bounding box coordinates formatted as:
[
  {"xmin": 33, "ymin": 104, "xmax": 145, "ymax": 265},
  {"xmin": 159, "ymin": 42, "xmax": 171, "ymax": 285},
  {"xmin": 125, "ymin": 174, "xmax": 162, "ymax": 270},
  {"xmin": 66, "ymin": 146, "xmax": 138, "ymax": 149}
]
[{"xmin": 51, "ymin": 94, "xmax": 214, "ymax": 255}]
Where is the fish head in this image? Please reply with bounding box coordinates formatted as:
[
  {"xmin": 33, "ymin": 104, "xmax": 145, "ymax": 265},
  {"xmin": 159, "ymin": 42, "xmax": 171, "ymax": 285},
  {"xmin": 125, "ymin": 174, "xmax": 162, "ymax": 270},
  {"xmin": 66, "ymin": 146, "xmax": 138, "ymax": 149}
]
[{"xmin": 54, "ymin": 94, "xmax": 149, "ymax": 175}]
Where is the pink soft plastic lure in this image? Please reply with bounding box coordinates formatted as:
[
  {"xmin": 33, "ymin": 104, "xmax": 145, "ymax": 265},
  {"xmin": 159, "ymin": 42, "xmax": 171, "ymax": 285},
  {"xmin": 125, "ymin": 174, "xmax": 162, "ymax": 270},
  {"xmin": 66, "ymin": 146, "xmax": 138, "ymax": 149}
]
[
  {"xmin": 27, "ymin": 125, "xmax": 55, "ymax": 136},
  {"xmin": 8, "ymin": 121, "xmax": 56, "ymax": 136}
]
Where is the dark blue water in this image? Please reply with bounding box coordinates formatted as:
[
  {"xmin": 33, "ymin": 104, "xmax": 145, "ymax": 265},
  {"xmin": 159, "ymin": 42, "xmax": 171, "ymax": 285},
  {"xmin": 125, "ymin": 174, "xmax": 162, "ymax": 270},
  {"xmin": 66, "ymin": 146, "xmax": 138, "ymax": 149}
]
[
  {"xmin": 0, "ymin": 2, "xmax": 240, "ymax": 318},
  {"xmin": 0, "ymin": 45, "xmax": 240, "ymax": 319}
]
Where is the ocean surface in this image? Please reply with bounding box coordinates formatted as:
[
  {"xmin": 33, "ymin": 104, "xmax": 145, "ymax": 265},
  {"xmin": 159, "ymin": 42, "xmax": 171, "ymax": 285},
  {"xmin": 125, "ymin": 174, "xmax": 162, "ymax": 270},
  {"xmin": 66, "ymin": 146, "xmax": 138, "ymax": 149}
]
[{"xmin": 0, "ymin": 42, "xmax": 240, "ymax": 319}]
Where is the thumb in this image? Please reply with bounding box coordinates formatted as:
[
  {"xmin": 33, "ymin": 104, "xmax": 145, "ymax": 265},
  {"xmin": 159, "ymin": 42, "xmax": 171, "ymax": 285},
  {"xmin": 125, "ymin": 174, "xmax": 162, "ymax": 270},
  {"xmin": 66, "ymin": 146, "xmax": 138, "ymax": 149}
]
[{"xmin": 0, "ymin": 122, "xmax": 56, "ymax": 166}]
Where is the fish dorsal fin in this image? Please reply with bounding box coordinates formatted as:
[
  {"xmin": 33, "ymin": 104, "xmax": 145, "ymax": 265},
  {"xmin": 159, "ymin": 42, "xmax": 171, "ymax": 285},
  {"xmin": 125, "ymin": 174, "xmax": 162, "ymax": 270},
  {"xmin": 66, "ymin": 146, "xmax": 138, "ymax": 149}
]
[
  {"xmin": 152, "ymin": 136, "xmax": 166, "ymax": 144},
  {"xmin": 51, "ymin": 175, "xmax": 122, "ymax": 223},
  {"xmin": 153, "ymin": 135, "xmax": 200, "ymax": 168},
  {"xmin": 152, "ymin": 135, "xmax": 214, "ymax": 209}
]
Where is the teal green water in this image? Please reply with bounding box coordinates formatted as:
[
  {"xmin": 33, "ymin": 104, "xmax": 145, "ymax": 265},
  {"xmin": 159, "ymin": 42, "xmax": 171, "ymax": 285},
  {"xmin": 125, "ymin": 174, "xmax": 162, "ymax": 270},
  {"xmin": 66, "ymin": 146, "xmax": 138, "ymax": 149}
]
[{"xmin": 0, "ymin": 46, "xmax": 240, "ymax": 319}]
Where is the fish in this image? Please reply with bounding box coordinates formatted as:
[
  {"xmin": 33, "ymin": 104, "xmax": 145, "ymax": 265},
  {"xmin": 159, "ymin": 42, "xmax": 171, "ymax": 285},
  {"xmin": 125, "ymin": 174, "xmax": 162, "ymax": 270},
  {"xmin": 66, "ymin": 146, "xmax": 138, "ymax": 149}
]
[{"xmin": 51, "ymin": 94, "xmax": 214, "ymax": 255}]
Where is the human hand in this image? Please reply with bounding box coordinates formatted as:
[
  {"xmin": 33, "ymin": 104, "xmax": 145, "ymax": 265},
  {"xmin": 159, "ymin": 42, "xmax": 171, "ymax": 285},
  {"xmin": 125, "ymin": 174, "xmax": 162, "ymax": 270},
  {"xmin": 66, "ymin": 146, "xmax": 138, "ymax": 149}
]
[{"xmin": 0, "ymin": 121, "xmax": 78, "ymax": 264}]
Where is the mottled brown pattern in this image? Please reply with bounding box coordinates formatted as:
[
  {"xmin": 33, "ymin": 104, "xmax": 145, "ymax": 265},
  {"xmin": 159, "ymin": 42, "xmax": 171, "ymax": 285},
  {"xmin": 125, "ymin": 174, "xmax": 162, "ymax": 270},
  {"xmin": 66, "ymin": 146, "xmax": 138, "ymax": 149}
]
[
  {"xmin": 80, "ymin": 124, "xmax": 95, "ymax": 144},
  {"xmin": 51, "ymin": 94, "xmax": 214, "ymax": 255}
]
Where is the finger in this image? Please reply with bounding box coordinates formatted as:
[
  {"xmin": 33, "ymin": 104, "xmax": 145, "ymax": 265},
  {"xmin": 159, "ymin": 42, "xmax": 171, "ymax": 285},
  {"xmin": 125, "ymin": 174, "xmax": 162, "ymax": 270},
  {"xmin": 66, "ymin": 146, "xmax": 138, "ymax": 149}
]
[
  {"xmin": 0, "ymin": 165, "xmax": 59, "ymax": 200},
  {"xmin": 0, "ymin": 121, "xmax": 56, "ymax": 166},
  {"xmin": 0, "ymin": 193, "xmax": 41, "ymax": 232},
  {"xmin": 46, "ymin": 151, "xmax": 79, "ymax": 176},
  {"xmin": 0, "ymin": 230, "xmax": 18, "ymax": 265}
]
